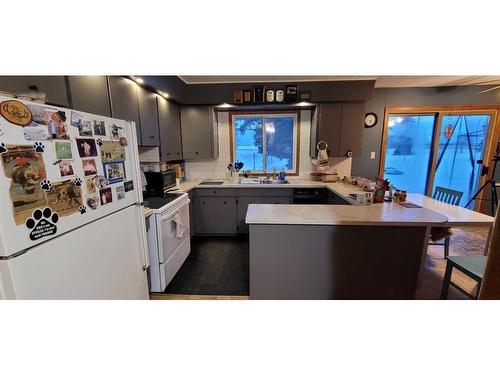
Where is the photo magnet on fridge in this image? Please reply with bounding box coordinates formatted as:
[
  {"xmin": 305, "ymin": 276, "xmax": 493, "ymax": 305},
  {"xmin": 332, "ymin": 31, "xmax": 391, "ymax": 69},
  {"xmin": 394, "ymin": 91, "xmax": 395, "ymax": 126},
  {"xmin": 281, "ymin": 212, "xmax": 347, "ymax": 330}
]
[
  {"xmin": 86, "ymin": 195, "xmax": 99, "ymax": 209},
  {"xmin": 75, "ymin": 138, "xmax": 97, "ymax": 158},
  {"xmin": 25, "ymin": 207, "xmax": 59, "ymax": 241},
  {"xmin": 99, "ymin": 187, "xmax": 112, "ymax": 205},
  {"xmin": 45, "ymin": 179, "xmax": 83, "ymax": 217},
  {"xmin": 24, "ymin": 105, "xmax": 68, "ymax": 141},
  {"xmin": 1, "ymin": 144, "xmax": 49, "ymax": 225},
  {"xmin": 103, "ymin": 161, "xmax": 126, "ymax": 184},
  {"xmin": 123, "ymin": 180, "xmax": 134, "ymax": 192}
]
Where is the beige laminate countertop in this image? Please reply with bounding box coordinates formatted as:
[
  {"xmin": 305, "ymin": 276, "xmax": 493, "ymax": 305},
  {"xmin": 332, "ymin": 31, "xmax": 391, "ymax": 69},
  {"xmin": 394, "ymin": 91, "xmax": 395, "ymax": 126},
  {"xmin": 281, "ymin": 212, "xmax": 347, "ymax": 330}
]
[{"xmin": 175, "ymin": 178, "xmax": 494, "ymax": 227}]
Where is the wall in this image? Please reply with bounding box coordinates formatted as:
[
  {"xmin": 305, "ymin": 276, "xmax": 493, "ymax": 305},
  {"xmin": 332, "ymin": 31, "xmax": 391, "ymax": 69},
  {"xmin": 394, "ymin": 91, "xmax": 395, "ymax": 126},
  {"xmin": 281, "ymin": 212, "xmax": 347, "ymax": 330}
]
[
  {"xmin": 352, "ymin": 86, "xmax": 500, "ymax": 178},
  {"xmin": 185, "ymin": 110, "xmax": 352, "ymax": 180}
]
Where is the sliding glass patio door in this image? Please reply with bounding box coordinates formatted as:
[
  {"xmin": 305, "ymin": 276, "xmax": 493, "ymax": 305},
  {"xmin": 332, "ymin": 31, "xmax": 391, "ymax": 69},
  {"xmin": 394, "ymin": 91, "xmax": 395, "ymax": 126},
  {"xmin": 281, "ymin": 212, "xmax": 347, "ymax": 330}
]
[
  {"xmin": 431, "ymin": 114, "xmax": 491, "ymax": 207},
  {"xmin": 381, "ymin": 108, "xmax": 497, "ymax": 209}
]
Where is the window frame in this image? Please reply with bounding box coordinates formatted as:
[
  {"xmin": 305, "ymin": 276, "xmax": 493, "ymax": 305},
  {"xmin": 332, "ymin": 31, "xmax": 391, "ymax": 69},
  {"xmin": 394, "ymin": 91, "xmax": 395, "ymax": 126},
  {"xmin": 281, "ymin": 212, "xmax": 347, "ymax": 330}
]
[
  {"xmin": 379, "ymin": 105, "xmax": 500, "ymax": 212},
  {"xmin": 228, "ymin": 110, "xmax": 301, "ymax": 176}
]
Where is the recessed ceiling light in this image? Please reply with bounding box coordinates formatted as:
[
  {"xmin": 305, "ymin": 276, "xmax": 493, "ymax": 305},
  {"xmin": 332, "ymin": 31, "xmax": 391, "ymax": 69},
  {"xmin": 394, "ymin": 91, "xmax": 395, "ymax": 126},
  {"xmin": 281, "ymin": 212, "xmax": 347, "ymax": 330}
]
[
  {"xmin": 135, "ymin": 77, "xmax": 144, "ymax": 84},
  {"xmin": 160, "ymin": 91, "xmax": 169, "ymax": 98}
]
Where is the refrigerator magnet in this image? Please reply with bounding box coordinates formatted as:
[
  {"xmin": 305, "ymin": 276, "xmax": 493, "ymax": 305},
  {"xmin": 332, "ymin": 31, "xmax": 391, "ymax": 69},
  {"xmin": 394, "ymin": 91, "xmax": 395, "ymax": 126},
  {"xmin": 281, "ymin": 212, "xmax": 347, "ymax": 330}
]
[
  {"xmin": 123, "ymin": 180, "xmax": 134, "ymax": 192},
  {"xmin": 0, "ymin": 100, "xmax": 32, "ymax": 126},
  {"xmin": 86, "ymin": 195, "xmax": 99, "ymax": 209},
  {"xmin": 103, "ymin": 161, "xmax": 126, "ymax": 184},
  {"xmin": 99, "ymin": 187, "xmax": 112, "ymax": 205},
  {"xmin": 54, "ymin": 140, "xmax": 73, "ymax": 160},
  {"xmin": 25, "ymin": 207, "xmax": 59, "ymax": 241},
  {"xmin": 0, "ymin": 142, "xmax": 7, "ymax": 154},
  {"xmin": 93, "ymin": 175, "xmax": 108, "ymax": 190},
  {"xmin": 119, "ymin": 137, "xmax": 128, "ymax": 146},
  {"xmin": 116, "ymin": 185, "xmax": 125, "ymax": 200}
]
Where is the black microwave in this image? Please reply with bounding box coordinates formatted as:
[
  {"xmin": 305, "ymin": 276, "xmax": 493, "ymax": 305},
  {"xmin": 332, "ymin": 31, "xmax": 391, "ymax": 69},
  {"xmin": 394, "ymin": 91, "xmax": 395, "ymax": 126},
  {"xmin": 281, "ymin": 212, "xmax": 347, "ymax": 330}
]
[{"xmin": 143, "ymin": 170, "xmax": 177, "ymax": 197}]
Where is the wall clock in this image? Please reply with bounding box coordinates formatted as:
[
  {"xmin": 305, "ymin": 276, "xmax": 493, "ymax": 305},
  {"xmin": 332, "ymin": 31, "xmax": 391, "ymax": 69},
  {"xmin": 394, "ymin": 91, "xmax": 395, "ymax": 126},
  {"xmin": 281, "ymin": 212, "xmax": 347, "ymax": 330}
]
[{"xmin": 364, "ymin": 113, "xmax": 378, "ymax": 128}]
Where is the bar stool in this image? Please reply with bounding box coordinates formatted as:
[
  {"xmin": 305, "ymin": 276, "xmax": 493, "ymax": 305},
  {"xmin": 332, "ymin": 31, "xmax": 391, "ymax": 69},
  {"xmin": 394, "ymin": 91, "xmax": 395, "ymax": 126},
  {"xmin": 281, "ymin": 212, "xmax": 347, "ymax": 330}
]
[{"xmin": 440, "ymin": 256, "xmax": 487, "ymax": 299}]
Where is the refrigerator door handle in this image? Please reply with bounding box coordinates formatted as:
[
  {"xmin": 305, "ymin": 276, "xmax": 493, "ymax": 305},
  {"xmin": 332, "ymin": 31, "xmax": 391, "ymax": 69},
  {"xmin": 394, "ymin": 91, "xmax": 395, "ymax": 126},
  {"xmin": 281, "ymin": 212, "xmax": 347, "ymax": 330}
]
[{"xmin": 135, "ymin": 206, "xmax": 150, "ymax": 271}]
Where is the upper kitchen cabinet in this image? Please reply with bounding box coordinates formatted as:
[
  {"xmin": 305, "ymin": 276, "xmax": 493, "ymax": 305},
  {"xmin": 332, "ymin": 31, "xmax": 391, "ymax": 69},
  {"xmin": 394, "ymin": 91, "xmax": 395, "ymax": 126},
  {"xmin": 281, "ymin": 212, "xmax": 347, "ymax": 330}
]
[
  {"xmin": 157, "ymin": 96, "xmax": 182, "ymax": 161},
  {"xmin": 67, "ymin": 76, "xmax": 111, "ymax": 117},
  {"xmin": 310, "ymin": 102, "xmax": 365, "ymax": 158},
  {"xmin": 137, "ymin": 87, "xmax": 160, "ymax": 146},
  {"xmin": 0, "ymin": 76, "xmax": 69, "ymax": 107},
  {"xmin": 108, "ymin": 76, "xmax": 141, "ymax": 135},
  {"xmin": 338, "ymin": 102, "xmax": 365, "ymax": 157},
  {"xmin": 310, "ymin": 103, "xmax": 342, "ymax": 158},
  {"xmin": 180, "ymin": 106, "xmax": 219, "ymax": 160}
]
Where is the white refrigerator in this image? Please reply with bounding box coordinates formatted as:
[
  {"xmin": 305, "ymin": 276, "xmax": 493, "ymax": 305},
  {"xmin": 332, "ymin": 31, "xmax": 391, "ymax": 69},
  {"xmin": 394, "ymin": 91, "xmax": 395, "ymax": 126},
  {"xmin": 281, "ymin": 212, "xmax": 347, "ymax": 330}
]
[{"xmin": 0, "ymin": 95, "xmax": 149, "ymax": 299}]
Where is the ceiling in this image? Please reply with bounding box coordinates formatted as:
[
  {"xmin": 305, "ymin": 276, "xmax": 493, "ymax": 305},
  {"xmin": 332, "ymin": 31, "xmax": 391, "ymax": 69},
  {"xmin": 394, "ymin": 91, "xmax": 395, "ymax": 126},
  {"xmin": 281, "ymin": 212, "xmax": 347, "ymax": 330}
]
[{"xmin": 179, "ymin": 76, "xmax": 500, "ymax": 88}]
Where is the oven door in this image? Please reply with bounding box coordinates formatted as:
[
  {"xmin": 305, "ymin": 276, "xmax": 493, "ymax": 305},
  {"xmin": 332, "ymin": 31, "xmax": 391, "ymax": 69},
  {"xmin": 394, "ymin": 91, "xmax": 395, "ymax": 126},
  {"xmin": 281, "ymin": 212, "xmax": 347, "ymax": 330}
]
[{"xmin": 156, "ymin": 200, "xmax": 190, "ymax": 264}]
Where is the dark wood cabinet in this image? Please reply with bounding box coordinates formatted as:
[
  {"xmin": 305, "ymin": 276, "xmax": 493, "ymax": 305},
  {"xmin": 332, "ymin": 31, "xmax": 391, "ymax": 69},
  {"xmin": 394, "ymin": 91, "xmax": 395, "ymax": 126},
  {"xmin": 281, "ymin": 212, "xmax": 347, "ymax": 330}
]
[
  {"xmin": 310, "ymin": 102, "xmax": 365, "ymax": 158},
  {"xmin": 180, "ymin": 106, "xmax": 218, "ymax": 160},
  {"xmin": 67, "ymin": 76, "xmax": 111, "ymax": 116},
  {"xmin": 158, "ymin": 96, "xmax": 182, "ymax": 160},
  {"xmin": 137, "ymin": 87, "xmax": 160, "ymax": 146},
  {"xmin": 0, "ymin": 76, "xmax": 69, "ymax": 107}
]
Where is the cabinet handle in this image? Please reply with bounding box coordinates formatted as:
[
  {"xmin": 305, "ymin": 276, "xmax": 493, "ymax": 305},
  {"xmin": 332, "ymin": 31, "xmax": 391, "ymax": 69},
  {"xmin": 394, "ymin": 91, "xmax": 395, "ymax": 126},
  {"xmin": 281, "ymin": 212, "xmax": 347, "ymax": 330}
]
[
  {"xmin": 166, "ymin": 152, "xmax": 171, "ymax": 155},
  {"xmin": 149, "ymin": 136, "xmax": 155, "ymax": 139},
  {"xmin": 176, "ymin": 152, "xmax": 180, "ymax": 155},
  {"xmin": 195, "ymin": 151, "xmax": 199, "ymax": 155},
  {"xmin": 28, "ymin": 84, "xmax": 39, "ymax": 91},
  {"xmin": 224, "ymin": 201, "xmax": 226, "ymax": 204}
]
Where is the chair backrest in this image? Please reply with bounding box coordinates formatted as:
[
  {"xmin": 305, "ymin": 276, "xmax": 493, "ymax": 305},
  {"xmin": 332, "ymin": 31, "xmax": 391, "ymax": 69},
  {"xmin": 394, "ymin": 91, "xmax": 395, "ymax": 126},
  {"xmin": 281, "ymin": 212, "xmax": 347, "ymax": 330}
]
[{"xmin": 432, "ymin": 186, "xmax": 463, "ymax": 206}]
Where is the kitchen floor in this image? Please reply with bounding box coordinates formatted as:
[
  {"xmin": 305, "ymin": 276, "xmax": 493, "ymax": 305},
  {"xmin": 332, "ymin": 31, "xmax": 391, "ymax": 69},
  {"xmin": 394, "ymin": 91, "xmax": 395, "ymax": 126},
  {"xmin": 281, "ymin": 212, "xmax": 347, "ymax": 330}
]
[
  {"xmin": 162, "ymin": 236, "xmax": 249, "ymax": 296},
  {"xmin": 151, "ymin": 228, "xmax": 488, "ymax": 300}
]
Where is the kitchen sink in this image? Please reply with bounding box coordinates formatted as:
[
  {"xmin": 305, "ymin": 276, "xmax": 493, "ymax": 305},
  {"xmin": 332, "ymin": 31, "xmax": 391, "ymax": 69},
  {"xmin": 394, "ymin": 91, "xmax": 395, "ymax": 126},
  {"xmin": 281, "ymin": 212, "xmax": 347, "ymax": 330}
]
[
  {"xmin": 239, "ymin": 178, "xmax": 288, "ymax": 185},
  {"xmin": 199, "ymin": 181, "xmax": 225, "ymax": 185}
]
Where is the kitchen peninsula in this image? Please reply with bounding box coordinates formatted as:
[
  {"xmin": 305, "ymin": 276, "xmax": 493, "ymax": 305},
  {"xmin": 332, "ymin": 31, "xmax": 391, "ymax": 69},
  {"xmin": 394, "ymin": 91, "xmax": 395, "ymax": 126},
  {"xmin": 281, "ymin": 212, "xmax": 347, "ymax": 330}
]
[{"xmin": 174, "ymin": 178, "xmax": 494, "ymax": 299}]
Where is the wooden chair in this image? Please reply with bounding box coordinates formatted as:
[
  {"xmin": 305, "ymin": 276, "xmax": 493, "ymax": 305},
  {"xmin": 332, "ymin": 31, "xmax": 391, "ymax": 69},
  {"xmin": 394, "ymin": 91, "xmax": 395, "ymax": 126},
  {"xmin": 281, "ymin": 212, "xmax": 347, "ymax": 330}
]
[
  {"xmin": 441, "ymin": 256, "xmax": 487, "ymax": 299},
  {"xmin": 431, "ymin": 186, "xmax": 464, "ymax": 258}
]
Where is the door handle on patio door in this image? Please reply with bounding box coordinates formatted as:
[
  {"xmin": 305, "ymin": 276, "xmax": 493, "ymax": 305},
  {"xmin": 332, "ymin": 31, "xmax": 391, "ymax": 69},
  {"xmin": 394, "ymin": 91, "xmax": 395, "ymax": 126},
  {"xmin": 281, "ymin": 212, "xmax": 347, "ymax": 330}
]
[{"xmin": 481, "ymin": 165, "xmax": 489, "ymax": 176}]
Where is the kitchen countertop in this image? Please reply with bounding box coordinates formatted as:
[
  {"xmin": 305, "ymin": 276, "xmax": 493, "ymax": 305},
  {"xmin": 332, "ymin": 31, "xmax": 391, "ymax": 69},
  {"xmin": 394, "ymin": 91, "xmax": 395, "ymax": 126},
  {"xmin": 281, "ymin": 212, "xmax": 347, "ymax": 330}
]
[{"xmin": 175, "ymin": 178, "xmax": 494, "ymax": 227}]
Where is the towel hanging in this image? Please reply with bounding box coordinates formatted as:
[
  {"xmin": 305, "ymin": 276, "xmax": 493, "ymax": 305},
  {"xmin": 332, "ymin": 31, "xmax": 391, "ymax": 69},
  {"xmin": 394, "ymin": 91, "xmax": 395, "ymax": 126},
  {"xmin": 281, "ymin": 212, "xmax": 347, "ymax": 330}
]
[{"xmin": 316, "ymin": 141, "xmax": 329, "ymax": 170}]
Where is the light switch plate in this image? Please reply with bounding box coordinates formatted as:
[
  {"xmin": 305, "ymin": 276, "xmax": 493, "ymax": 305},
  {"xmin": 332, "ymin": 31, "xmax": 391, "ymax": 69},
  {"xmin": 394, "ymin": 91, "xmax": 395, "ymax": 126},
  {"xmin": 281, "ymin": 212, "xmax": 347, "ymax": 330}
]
[{"xmin": 370, "ymin": 152, "xmax": 376, "ymax": 159}]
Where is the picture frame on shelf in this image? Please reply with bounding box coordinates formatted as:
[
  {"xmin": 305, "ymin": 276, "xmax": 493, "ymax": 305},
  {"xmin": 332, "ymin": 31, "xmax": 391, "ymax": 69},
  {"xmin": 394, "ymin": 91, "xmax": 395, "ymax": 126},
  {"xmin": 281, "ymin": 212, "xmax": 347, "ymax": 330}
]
[
  {"xmin": 253, "ymin": 86, "xmax": 265, "ymax": 103},
  {"xmin": 243, "ymin": 90, "xmax": 252, "ymax": 103},
  {"xmin": 233, "ymin": 90, "xmax": 243, "ymax": 104},
  {"xmin": 285, "ymin": 85, "xmax": 298, "ymax": 102}
]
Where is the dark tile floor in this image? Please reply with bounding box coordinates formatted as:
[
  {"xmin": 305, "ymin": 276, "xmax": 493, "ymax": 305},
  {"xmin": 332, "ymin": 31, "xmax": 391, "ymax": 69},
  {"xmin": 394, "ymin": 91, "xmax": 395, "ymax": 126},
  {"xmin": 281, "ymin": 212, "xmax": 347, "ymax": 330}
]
[{"xmin": 165, "ymin": 236, "xmax": 249, "ymax": 296}]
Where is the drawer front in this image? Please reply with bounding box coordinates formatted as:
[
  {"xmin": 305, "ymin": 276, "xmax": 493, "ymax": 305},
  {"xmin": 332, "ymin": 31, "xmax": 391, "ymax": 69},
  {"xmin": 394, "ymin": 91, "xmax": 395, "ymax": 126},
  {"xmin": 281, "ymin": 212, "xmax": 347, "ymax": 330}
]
[
  {"xmin": 157, "ymin": 202, "xmax": 190, "ymax": 263},
  {"xmin": 160, "ymin": 236, "xmax": 191, "ymax": 290}
]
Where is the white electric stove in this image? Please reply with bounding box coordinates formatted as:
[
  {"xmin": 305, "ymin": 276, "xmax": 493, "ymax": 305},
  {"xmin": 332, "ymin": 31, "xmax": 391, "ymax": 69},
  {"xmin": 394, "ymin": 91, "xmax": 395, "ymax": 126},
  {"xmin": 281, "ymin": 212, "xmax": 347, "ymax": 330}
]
[{"xmin": 144, "ymin": 192, "xmax": 191, "ymax": 292}]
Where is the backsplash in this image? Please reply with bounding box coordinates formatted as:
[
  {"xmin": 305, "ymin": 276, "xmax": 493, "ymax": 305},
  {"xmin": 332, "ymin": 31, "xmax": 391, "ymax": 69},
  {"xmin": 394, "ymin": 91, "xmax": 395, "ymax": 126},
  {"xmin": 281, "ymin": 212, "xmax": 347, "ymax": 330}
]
[{"xmin": 184, "ymin": 110, "xmax": 352, "ymax": 180}]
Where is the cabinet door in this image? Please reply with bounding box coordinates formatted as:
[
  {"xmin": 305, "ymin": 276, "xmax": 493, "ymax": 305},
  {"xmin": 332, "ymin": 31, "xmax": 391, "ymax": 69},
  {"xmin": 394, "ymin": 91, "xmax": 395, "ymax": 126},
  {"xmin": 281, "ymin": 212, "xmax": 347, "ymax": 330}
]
[
  {"xmin": 67, "ymin": 76, "xmax": 111, "ymax": 116},
  {"xmin": 317, "ymin": 103, "xmax": 342, "ymax": 157},
  {"xmin": 237, "ymin": 196, "xmax": 265, "ymax": 234},
  {"xmin": 180, "ymin": 106, "xmax": 214, "ymax": 160},
  {"xmin": 108, "ymin": 76, "xmax": 140, "ymax": 128},
  {"xmin": 214, "ymin": 197, "xmax": 237, "ymax": 234},
  {"xmin": 339, "ymin": 102, "xmax": 365, "ymax": 158},
  {"xmin": 188, "ymin": 191, "xmax": 195, "ymax": 236},
  {"xmin": 194, "ymin": 197, "xmax": 217, "ymax": 234},
  {"xmin": 0, "ymin": 76, "xmax": 69, "ymax": 107},
  {"xmin": 137, "ymin": 87, "xmax": 160, "ymax": 146},
  {"xmin": 158, "ymin": 96, "xmax": 182, "ymax": 161}
]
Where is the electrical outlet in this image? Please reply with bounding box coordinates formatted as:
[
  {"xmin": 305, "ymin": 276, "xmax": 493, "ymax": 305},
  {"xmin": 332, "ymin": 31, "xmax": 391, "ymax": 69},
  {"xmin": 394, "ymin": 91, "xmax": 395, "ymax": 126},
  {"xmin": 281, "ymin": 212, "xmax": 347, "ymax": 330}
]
[{"xmin": 370, "ymin": 152, "xmax": 376, "ymax": 159}]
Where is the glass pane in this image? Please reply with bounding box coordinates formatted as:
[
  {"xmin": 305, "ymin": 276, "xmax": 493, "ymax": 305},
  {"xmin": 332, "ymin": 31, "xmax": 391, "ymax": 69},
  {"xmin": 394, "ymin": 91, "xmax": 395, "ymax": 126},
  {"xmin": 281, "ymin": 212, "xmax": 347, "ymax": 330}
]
[
  {"xmin": 264, "ymin": 116, "xmax": 295, "ymax": 171},
  {"xmin": 432, "ymin": 114, "xmax": 490, "ymax": 207},
  {"xmin": 234, "ymin": 116, "xmax": 263, "ymax": 171},
  {"xmin": 383, "ymin": 114, "xmax": 436, "ymax": 194}
]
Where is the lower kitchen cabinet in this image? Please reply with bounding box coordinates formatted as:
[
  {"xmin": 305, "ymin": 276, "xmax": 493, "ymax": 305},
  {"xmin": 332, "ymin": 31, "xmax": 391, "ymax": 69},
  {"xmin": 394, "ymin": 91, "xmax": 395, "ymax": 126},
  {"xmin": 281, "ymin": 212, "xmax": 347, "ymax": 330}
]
[
  {"xmin": 194, "ymin": 196, "xmax": 237, "ymax": 234},
  {"xmin": 236, "ymin": 196, "xmax": 265, "ymax": 234}
]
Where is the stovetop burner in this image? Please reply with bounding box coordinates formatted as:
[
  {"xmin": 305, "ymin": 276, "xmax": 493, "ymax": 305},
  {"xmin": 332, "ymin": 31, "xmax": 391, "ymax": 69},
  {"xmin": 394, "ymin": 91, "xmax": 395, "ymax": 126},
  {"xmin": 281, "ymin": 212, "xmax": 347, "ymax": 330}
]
[{"xmin": 144, "ymin": 194, "xmax": 182, "ymax": 209}]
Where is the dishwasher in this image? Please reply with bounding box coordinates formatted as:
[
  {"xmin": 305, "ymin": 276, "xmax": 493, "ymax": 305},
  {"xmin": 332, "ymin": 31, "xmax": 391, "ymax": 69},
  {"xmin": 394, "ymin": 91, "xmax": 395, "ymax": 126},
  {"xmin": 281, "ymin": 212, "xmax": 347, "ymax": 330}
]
[{"xmin": 292, "ymin": 188, "xmax": 329, "ymax": 204}]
